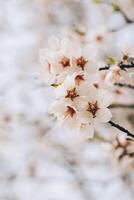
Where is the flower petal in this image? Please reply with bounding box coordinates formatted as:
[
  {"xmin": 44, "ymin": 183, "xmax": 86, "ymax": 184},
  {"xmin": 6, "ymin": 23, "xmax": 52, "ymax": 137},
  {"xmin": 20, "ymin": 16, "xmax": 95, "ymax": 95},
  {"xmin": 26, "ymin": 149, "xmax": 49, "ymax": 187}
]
[
  {"xmin": 78, "ymin": 111, "xmax": 92, "ymax": 123},
  {"xmin": 98, "ymin": 90, "xmax": 112, "ymax": 108},
  {"xmin": 80, "ymin": 123, "xmax": 94, "ymax": 139},
  {"xmin": 49, "ymin": 36, "xmax": 60, "ymax": 50},
  {"xmin": 96, "ymin": 108, "xmax": 112, "ymax": 123},
  {"xmin": 83, "ymin": 44, "xmax": 98, "ymax": 61}
]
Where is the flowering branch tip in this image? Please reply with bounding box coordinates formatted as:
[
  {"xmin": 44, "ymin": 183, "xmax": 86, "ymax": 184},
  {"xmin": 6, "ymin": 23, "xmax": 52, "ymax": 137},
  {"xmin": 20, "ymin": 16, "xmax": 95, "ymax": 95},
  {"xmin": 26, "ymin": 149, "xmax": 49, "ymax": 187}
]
[
  {"xmin": 39, "ymin": 36, "xmax": 134, "ymax": 140},
  {"xmin": 109, "ymin": 104, "xmax": 134, "ymax": 109},
  {"xmin": 114, "ymin": 83, "xmax": 134, "ymax": 90},
  {"xmin": 108, "ymin": 120, "xmax": 134, "ymax": 139}
]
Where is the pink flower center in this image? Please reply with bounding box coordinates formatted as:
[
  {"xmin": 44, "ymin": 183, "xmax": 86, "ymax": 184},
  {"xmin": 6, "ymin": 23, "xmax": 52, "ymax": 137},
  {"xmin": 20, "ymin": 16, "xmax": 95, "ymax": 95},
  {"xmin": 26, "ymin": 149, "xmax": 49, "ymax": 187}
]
[
  {"xmin": 96, "ymin": 35, "xmax": 103, "ymax": 43},
  {"xmin": 60, "ymin": 56, "xmax": 70, "ymax": 68},
  {"xmin": 47, "ymin": 63, "xmax": 51, "ymax": 73},
  {"xmin": 86, "ymin": 101, "xmax": 99, "ymax": 118},
  {"xmin": 114, "ymin": 89, "xmax": 122, "ymax": 95},
  {"xmin": 93, "ymin": 83, "xmax": 99, "ymax": 89},
  {"xmin": 122, "ymin": 54, "xmax": 128, "ymax": 62},
  {"xmin": 76, "ymin": 56, "xmax": 87, "ymax": 70},
  {"xmin": 75, "ymin": 75, "xmax": 84, "ymax": 85},
  {"xmin": 65, "ymin": 106, "xmax": 76, "ymax": 118},
  {"xmin": 65, "ymin": 88, "xmax": 79, "ymax": 101}
]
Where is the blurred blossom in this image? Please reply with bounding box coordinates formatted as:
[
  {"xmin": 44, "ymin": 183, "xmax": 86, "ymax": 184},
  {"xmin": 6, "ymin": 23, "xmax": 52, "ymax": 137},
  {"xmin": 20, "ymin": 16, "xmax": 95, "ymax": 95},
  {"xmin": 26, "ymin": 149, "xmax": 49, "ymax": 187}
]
[{"xmin": 0, "ymin": 0, "xmax": 133, "ymax": 200}]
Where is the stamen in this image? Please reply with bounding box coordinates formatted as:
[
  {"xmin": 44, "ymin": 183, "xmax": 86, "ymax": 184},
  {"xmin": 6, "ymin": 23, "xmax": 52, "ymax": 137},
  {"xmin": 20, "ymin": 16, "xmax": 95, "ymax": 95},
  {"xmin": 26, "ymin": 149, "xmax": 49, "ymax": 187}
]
[
  {"xmin": 114, "ymin": 83, "xmax": 134, "ymax": 90},
  {"xmin": 47, "ymin": 63, "xmax": 51, "ymax": 73},
  {"xmin": 114, "ymin": 89, "xmax": 122, "ymax": 95},
  {"xmin": 75, "ymin": 75, "xmax": 84, "ymax": 85},
  {"xmin": 122, "ymin": 54, "xmax": 129, "ymax": 61},
  {"xmin": 96, "ymin": 35, "xmax": 103, "ymax": 42},
  {"xmin": 87, "ymin": 101, "xmax": 99, "ymax": 118},
  {"xmin": 76, "ymin": 56, "xmax": 87, "ymax": 70},
  {"xmin": 65, "ymin": 106, "xmax": 76, "ymax": 117},
  {"xmin": 60, "ymin": 56, "xmax": 70, "ymax": 68},
  {"xmin": 65, "ymin": 88, "xmax": 79, "ymax": 101},
  {"xmin": 93, "ymin": 83, "xmax": 99, "ymax": 89}
]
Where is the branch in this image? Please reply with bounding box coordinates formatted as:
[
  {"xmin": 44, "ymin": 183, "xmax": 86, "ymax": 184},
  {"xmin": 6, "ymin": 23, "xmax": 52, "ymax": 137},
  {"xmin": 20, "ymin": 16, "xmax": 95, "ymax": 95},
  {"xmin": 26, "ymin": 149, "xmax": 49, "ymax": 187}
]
[
  {"xmin": 95, "ymin": 1, "xmax": 134, "ymax": 24},
  {"xmin": 114, "ymin": 83, "xmax": 134, "ymax": 90},
  {"xmin": 99, "ymin": 63, "xmax": 134, "ymax": 71},
  {"xmin": 119, "ymin": 63, "xmax": 134, "ymax": 69},
  {"xmin": 108, "ymin": 120, "xmax": 134, "ymax": 139},
  {"xmin": 109, "ymin": 104, "xmax": 134, "ymax": 109},
  {"xmin": 99, "ymin": 66, "xmax": 110, "ymax": 71}
]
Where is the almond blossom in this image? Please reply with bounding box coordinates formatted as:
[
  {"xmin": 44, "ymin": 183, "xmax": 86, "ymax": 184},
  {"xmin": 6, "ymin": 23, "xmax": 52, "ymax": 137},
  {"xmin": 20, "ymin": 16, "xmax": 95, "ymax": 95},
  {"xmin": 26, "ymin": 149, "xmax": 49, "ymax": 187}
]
[
  {"xmin": 39, "ymin": 36, "xmax": 134, "ymax": 139},
  {"xmin": 50, "ymin": 83, "xmax": 112, "ymax": 138},
  {"xmin": 39, "ymin": 36, "xmax": 113, "ymax": 138},
  {"xmin": 105, "ymin": 65, "xmax": 129, "ymax": 84},
  {"xmin": 76, "ymin": 87, "xmax": 112, "ymax": 133},
  {"xmin": 39, "ymin": 36, "xmax": 73, "ymax": 83},
  {"xmin": 71, "ymin": 44, "xmax": 99, "ymax": 74},
  {"xmin": 39, "ymin": 36, "xmax": 99, "ymax": 85},
  {"xmin": 49, "ymin": 100, "xmax": 80, "ymax": 129},
  {"xmin": 54, "ymin": 72, "xmax": 95, "ymax": 99}
]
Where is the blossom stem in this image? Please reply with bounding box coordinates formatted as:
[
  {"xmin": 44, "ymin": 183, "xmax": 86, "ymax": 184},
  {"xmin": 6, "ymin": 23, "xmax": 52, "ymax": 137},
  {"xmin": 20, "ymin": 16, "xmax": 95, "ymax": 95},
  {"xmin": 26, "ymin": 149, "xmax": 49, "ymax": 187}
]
[
  {"xmin": 96, "ymin": 1, "xmax": 134, "ymax": 24},
  {"xmin": 119, "ymin": 63, "xmax": 134, "ymax": 69},
  {"xmin": 114, "ymin": 83, "xmax": 134, "ymax": 90},
  {"xmin": 108, "ymin": 120, "xmax": 134, "ymax": 139},
  {"xmin": 109, "ymin": 104, "xmax": 134, "ymax": 109},
  {"xmin": 99, "ymin": 63, "xmax": 134, "ymax": 71},
  {"xmin": 99, "ymin": 66, "xmax": 110, "ymax": 71}
]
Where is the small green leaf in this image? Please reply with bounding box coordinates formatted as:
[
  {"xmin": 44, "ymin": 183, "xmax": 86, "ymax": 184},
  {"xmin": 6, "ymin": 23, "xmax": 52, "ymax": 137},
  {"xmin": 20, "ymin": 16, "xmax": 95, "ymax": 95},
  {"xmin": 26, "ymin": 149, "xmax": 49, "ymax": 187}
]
[
  {"xmin": 51, "ymin": 83, "xmax": 61, "ymax": 87},
  {"xmin": 93, "ymin": 0, "xmax": 101, "ymax": 4},
  {"xmin": 106, "ymin": 56, "xmax": 116, "ymax": 65},
  {"xmin": 112, "ymin": 3, "xmax": 120, "ymax": 11}
]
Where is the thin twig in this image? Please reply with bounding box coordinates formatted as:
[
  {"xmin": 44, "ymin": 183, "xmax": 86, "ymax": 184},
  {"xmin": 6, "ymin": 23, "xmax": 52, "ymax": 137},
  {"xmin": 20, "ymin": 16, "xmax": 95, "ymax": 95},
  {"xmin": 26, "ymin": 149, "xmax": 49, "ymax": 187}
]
[
  {"xmin": 119, "ymin": 63, "xmax": 134, "ymax": 69},
  {"xmin": 99, "ymin": 63, "xmax": 134, "ymax": 71},
  {"xmin": 114, "ymin": 83, "xmax": 134, "ymax": 90},
  {"xmin": 99, "ymin": 66, "xmax": 110, "ymax": 71},
  {"xmin": 109, "ymin": 104, "xmax": 134, "ymax": 109},
  {"xmin": 96, "ymin": 1, "xmax": 134, "ymax": 24},
  {"xmin": 108, "ymin": 120, "xmax": 134, "ymax": 139}
]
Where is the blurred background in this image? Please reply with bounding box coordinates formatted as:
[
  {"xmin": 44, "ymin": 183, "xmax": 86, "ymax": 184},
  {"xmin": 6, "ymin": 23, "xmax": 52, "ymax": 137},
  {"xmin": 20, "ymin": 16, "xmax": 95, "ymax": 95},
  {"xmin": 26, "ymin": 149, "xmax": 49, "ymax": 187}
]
[{"xmin": 0, "ymin": 0, "xmax": 134, "ymax": 199}]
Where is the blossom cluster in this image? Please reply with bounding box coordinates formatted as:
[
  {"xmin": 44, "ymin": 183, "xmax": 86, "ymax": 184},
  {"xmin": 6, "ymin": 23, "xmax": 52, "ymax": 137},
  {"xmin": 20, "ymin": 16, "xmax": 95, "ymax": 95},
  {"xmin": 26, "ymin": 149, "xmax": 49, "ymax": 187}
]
[{"xmin": 39, "ymin": 36, "xmax": 131, "ymax": 138}]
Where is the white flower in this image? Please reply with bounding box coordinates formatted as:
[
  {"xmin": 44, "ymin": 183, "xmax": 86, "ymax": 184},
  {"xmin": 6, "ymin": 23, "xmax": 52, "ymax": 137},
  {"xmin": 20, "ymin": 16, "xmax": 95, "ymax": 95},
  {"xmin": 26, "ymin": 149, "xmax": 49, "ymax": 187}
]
[
  {"xmin": 47, "ymin": 36, "xmax": 70, "ymax": 52},
  {"xmin": 71, "ymin": 44, "xmax": 99, "ymax": 74},
  {"xmin": 86, "ymin": 26, "xmax": 110, "ymax": 57},
  {"xmin": 54, "ymin": 72, "xmax": 102, "ymax": 102},
  {"xmin": 49, "ymin": 75, "xmax": 113, "ymax": 138},
  {"xmin": 49, "ymin": 100, "xmax": 81, "ymax": 129},
  {"xmin": 49, "ymin": 100, "xmax": 95, "ymax": 138},
  {"xmin": 111, "ymin": 86, "xmax": 134, "ymax": 104},
  {"xmin": 77, "ymin": 87, "xmax": 112, "ymax": 135},
  {"xmin": 39, "ymin": 36, "xmax": 114, "ymax": 139},
  {"xmin": 105, "ymin": 65, "xmax": 129, "ymax": 84},
  {"xmin": 39, "ymin": 36, "xmax": 99, "ymax": 85},
  {"xmin": 86, "ymin": 72, "xmax": 108, "ymax": 90},
  {"xmin": 87, "ymin": 26, "xmax": 107, "ymax": 45},
  {"xmin": 39, "ymin": 36, "xmax": 74, "ymax": 83},
  {"xmin": 39, "ymin": 48, "xmax": 56, "ymax": 84},
  {"xmin": 79, "ymin": 123, "xmax": 94, "ymax": 139},
  {"xmin": 54, "ymin": 74, "xmax": 88, "ymax": 104}
]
